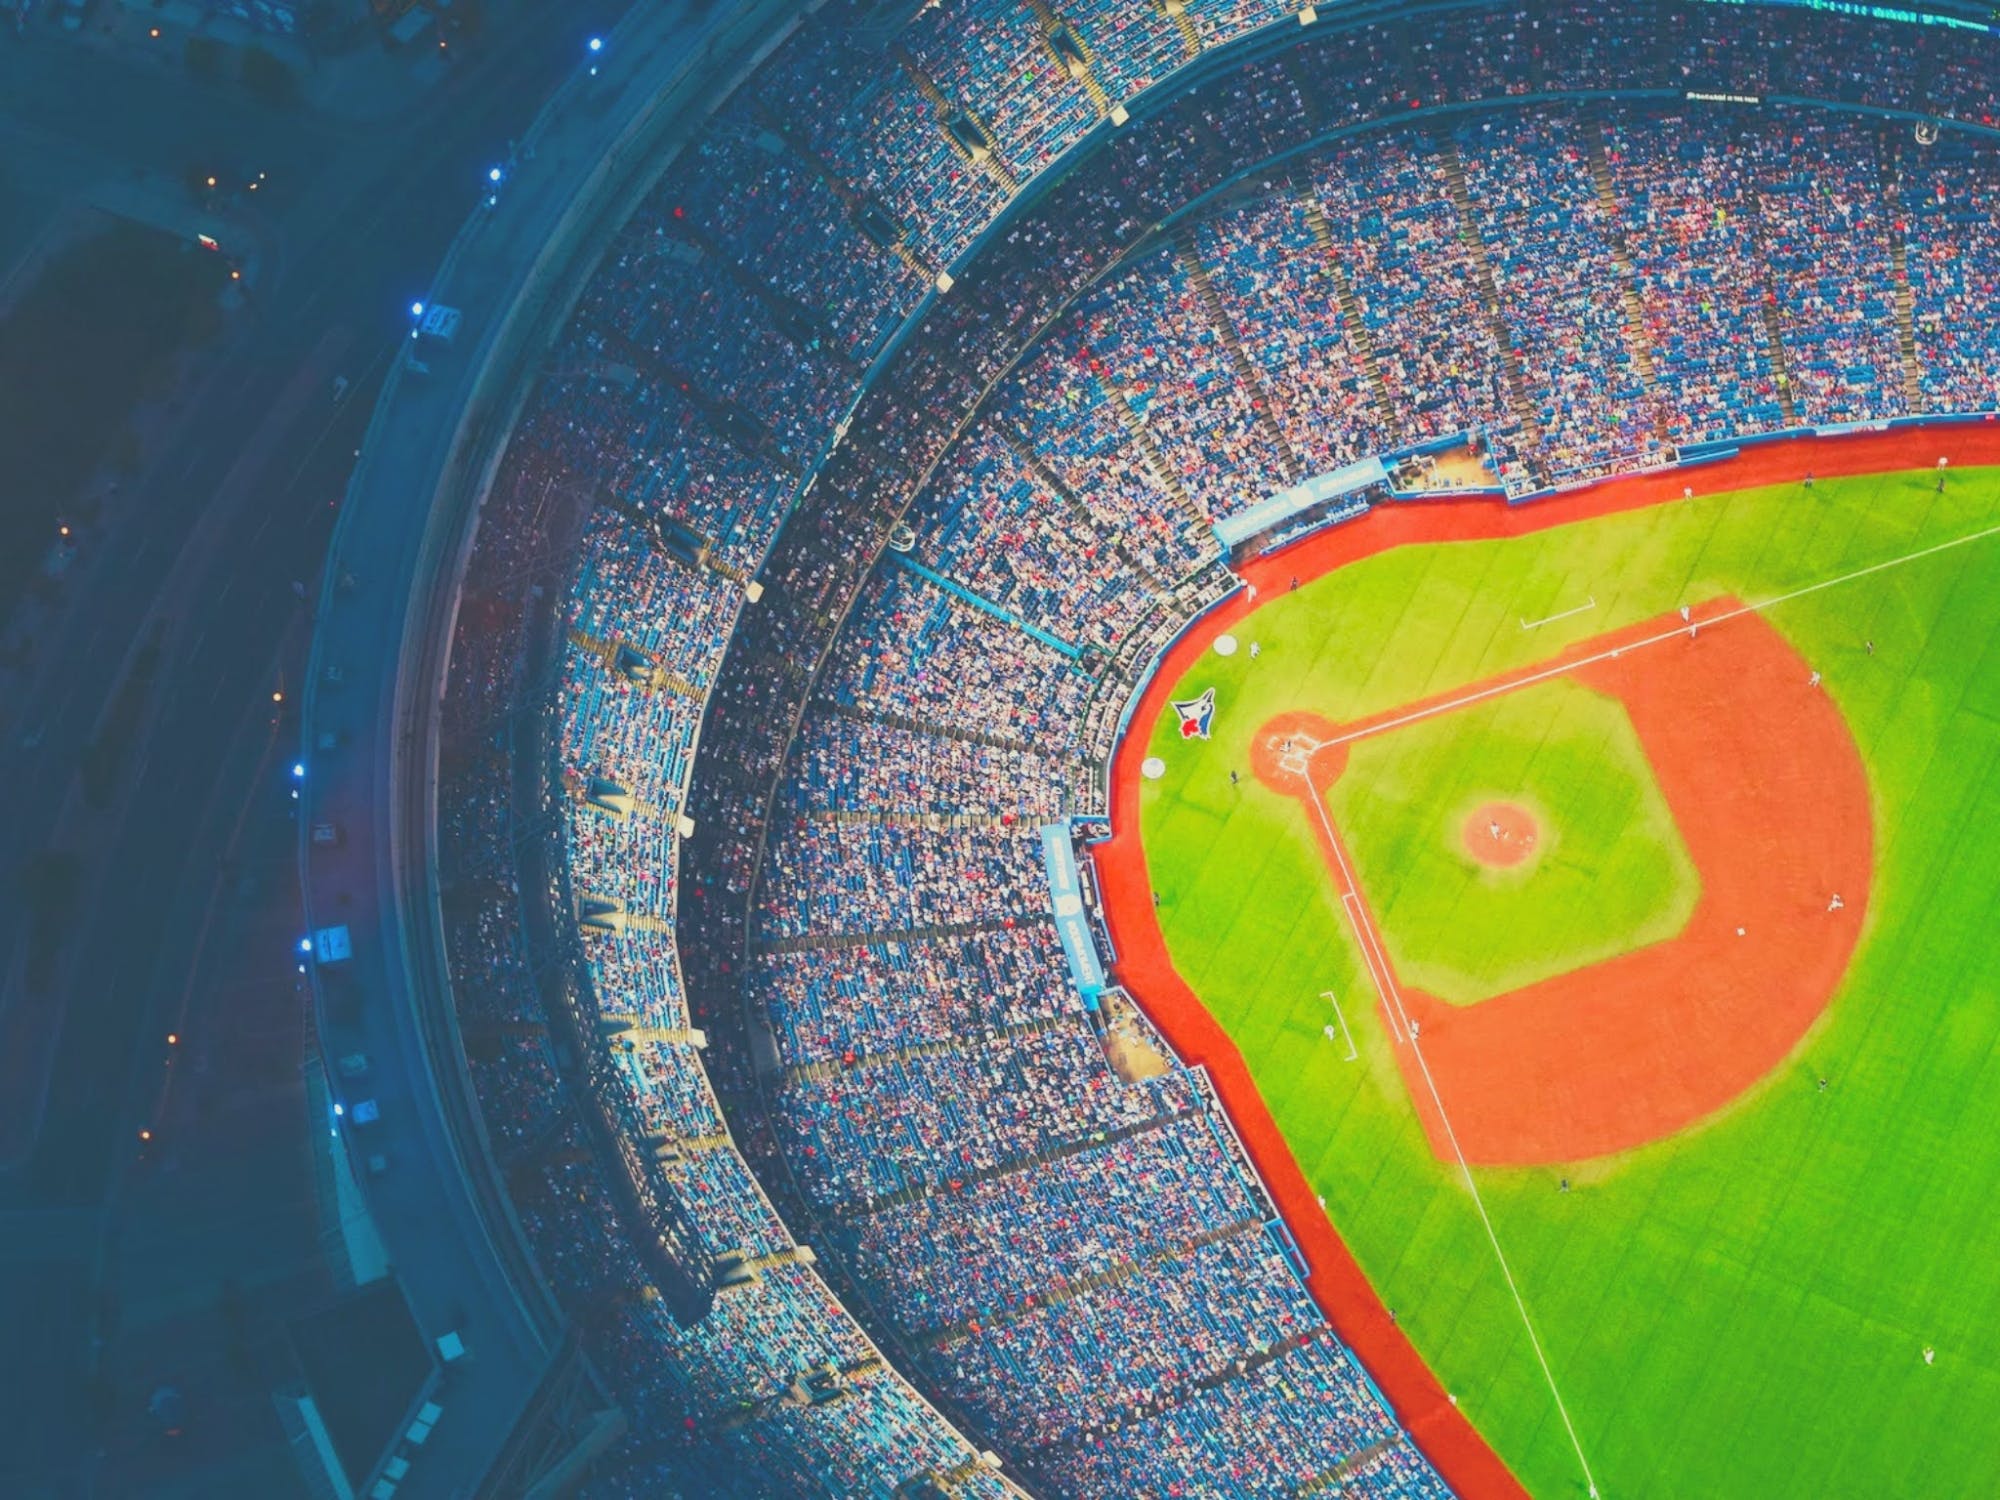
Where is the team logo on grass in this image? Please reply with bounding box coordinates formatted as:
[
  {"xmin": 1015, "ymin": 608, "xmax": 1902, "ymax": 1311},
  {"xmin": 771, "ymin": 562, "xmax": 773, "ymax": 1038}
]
[{"xmin": 1172, "ymin": 688, "xmax": 1216, "ymax": 741}]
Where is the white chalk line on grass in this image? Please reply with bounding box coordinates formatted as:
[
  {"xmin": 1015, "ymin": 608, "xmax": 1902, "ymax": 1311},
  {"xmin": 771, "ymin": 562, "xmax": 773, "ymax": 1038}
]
[
  {"xmin": 1520, "ymin": 594, "xmax": 1597, "ymax": 631},
  {"xmin": 1280, "ymin": 512, "xmax": 2000, "ymax": 1498},
  {"xmin": 1340, "ymin": 892, "xmax": 1405, "ymax": 1043},
  {"xmin": 1321, "ymin": 991, "xmax": 1361, "ymax": 1062},
  {"xmin": 1327, "ymin": 514, "xmax": 2000, "ymax": 752},
  {"xmin": 1304, "ymin": 784, "xmax": 1605, "ymax": 1499}
]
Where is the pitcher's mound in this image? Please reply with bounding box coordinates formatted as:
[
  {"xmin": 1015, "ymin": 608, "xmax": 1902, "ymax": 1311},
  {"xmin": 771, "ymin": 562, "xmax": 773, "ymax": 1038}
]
[{"xmin": 1464, "ymin": 802, "xmax": 1539, "ymax": 868}]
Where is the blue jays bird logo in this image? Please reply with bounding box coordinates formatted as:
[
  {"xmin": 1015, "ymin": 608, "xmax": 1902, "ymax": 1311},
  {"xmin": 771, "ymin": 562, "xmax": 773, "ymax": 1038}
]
[{"xmin": 1171, "ymin": 688, "xmax": 1216, "ymax": 741}]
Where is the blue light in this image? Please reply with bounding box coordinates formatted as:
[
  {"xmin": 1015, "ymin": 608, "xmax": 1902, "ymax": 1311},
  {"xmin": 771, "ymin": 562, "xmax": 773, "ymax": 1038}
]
[
  {"xmin": 410, "ymin": 300, "xmax": 425, "ymax": 318},
  {"xmin": 333, "ymin": 1102, "xmax": 345, "ymax": 1118},
  {"xmin": 292, "ymin": 762, "xmax": 305, "ymax": 779},
  {"xmin": 488, "ymin": 165, "xmax": 503, "ymax": 184},
  {"xmin": 588, "ymin": 35, "xmax": 603, "ymax": 52},
  {"xmin": 299, "ymin": 937, "xmax": 312, "ymax": 954}
]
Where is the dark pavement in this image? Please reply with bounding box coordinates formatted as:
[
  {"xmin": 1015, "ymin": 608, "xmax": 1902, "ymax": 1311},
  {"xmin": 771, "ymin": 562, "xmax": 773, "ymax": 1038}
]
[{"xmin": 0, "ymin": 6, "xmax": 631, "ymax": 1492}]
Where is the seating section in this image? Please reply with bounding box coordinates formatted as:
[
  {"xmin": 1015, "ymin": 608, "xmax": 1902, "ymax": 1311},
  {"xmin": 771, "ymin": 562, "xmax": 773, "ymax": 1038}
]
[
  {"xmin": 1604, "ymin": 110, "xmax": 1787, "ymax": 439},
  {"xmin": 816, "ymin": 569, "xmax": 1093, "ymax": 747},
  {"xmin": 995, "ymin": 342, "xmax": 1221, "ymax": 582},
  {"xmin": 757, "ymin": 822, "xmax": 1048, "ymax": 943},
  {"xmin": 429, "ymin": 5, "xmax": 2000, "ymax": 1496},
  {"xmin": 755, "ymin": 26, "xmax": 1009, "ymax": 268},
  {"xmin": 1904, "ymin": 137, "xmax": 2000, "ymax": 415},
  {"xmin": 1749, "ymin": 118, "xmax": 1911, "ymax": 425},
  {"xmin": 1315, "ymin": 134, "xmax": 1518, "ymax": 452},
  {"xmin": 751, "ymin": 925, "xmax": 1075, "ymax": 1064},
  {"xmin": 1055, "ymin": 0, "xmax": 1192, "ymax": 104},
  {"xmin": 769, "ymin": 1016, "xmax": 1190, "ymax": 1205},
  {"xmin": 1196, "ymin": 195, "xmax": 1387, "ymax": 475},
  {"xmin": 783, "ymin": 715, "xmax": 1077, "ymax": 820},
  {"xmin": 906, "ymin": 0, "xmax": 1100, "ymax": 179},
  {"xmin": 906, "ymin": 426, "xmax": 1169, "ymax": 654},
  {"xmin": 1070, "ymin": 242, "xmax": 1291, "ymax": 521},
  {"xmin": 573, "ymin": 206, "xmax": 843, "ymax": 461},
  {"xmin": 1457, "ymin": 112, "xmax": 1663, "ymax": 481},
  {"xmin": 667, "ymin": 103, "xmax": 928, "ymax": 363}
]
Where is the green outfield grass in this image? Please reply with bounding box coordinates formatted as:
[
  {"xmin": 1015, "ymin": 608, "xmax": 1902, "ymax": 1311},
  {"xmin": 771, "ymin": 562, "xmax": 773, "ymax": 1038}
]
[
  {"xmin": 1140, "ymin": 468, "xmax": 2000, "ymax": 1499},
  {"xmin": 1330, "ymin": 677, "xmax": 1699, "ymax": 1006}
]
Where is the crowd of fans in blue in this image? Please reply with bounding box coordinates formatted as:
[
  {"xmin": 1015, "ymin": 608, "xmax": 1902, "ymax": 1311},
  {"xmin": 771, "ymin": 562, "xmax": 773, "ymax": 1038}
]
[{"xmin": 426, "ymin": 2, "xmax": 2000, "ymax": 1495}]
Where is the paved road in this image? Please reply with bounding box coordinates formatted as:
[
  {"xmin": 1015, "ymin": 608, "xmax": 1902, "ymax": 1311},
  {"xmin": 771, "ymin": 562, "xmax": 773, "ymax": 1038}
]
[{"xmin": 0, "ymin": 7, "xmax": 629, "ymax": 1492}]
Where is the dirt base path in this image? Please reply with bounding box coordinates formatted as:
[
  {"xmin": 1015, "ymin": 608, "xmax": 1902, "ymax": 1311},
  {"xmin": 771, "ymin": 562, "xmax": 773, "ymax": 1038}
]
[
  {"xmin": 1095, "ymin": 425, "xmax": 2000, "ymax": 1497},
  {"xmin": 1252, "ymin": 602, "xmax": 1872, "ymax": 1164}
]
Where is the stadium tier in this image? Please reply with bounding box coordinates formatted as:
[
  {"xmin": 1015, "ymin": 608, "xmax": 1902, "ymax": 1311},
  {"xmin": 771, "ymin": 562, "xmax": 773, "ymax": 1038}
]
[{"xmin": 427, "ymin": 2, "xmax": 2000, "ymax": 1496}]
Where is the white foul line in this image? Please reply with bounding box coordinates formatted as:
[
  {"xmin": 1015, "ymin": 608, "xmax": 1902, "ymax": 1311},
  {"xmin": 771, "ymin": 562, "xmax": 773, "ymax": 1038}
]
[
  {"xmin": 1271, "ymin": 509, "xmax": 2000, "ymax": 1500},
  {"xmin": 1302, "ymin": 777, "xmax": 1604, "ymax": 1499},
  {"xmin": 1330, "ymin": 514, "xmax": 2000, "ymax": 751},
  {"xmin": 1340, "ymin": 892, "xmax": 1406, "ymax": 1043}
]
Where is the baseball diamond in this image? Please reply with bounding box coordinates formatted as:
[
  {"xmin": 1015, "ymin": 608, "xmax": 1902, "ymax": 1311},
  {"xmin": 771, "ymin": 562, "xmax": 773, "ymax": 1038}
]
[{"xmin": 1105, "ymin": 435, "xmax": 2000, "ymax": 1500}]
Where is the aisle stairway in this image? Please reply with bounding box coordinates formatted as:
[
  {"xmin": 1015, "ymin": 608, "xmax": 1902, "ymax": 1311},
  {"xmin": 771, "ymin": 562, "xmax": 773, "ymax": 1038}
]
[
  {"xmin": 1440, "ymin": 139, "xmax": 1546, "ymax": 455},
  {"xmin": 1882, "ymin": 149, "xmax": 1926, "ymax": 410},
  {"xmin": 1295, "ymin": 1436, "xmax": 1411, "ymax": 1497},
  {"xmin": 922, "ymin": 1214, "xmax": 1264, "ymax": 1345},
  {"xmin": 776, "ymin": 1013, "xmax": 1072, "ymax": 1089},
  {"xmin": 1297, "ymin": 185, "xmax": 1403, "ymax": 443},
  {"xmin": 803, "ymin": 807, "xmax": 1033, "ymax": 832},
  {"xmin": 1023, "ymin": 0, "xmax": 1116, "ymax": 118},
  {"xmin": 749, "ymin": 101, "xmax": 936, "ymax": 278},
  {"xmin": 894, "ymin": 47, "xmax": 1020, "ymax": 194},
  {"xmin": 755, "ymin": 912, "xmax": 1052, "ymax": 959},
  {"xmin": 1051, "ymin": 1327, "xmax": 1325, "ymax": 1452},
  {"xmin": 832, "ymin": 1103, "xmax": 1197, "ymax": 1220},
  {"xmin": 1159, "ymin": 0, "xmax": 1201, "ymax": 62},
  {"xmin": 1738, "ymin": 166, "xmax": 1803, "ymax": 426},
  {"xmin": 1103, "ymin": 376, "xmax": 1211, "ymax": 531},
  {"xmin": 993, "ymin": 420, "xmax": 1174, "ymax": 593},
  {"xmin": 565, "ymin": 628, "xmax": 703, "ymax": 698},
  {"xmin": 1176, "ymin": 232, "xmax": 1302, "ymax": 484},
  {"xmin": 822, "ymin": 699, "xmax": 1036, "ymax": 755},
  {"xmin": 1586, "ymin": 119, "xmax": 1663, "ymax": 392}
]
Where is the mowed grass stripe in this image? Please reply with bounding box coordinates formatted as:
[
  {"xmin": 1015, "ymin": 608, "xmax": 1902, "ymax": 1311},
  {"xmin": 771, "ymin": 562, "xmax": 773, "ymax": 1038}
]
[{"xmin": 1140, "ymin": 469, "xmax": 2000, "ymax": 1499}]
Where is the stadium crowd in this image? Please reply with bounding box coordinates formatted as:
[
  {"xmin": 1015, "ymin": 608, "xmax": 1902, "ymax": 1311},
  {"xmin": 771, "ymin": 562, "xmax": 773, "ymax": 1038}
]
[{"xmin": 419, "ymin": 2, "xmax": 2000, "ymax": 1495}]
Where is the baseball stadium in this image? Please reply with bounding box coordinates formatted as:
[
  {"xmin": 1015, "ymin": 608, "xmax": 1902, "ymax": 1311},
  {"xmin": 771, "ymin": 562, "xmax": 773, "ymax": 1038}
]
[{"xmin": 295, "ymin": 2, "xmax": 2000, "ymax": 1497}]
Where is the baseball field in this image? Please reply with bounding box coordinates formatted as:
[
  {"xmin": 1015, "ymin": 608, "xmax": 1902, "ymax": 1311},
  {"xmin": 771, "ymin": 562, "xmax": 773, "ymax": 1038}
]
[{"xmin": 1125, "ymin": 457, "xmax": 2000, "ymax": 1498}]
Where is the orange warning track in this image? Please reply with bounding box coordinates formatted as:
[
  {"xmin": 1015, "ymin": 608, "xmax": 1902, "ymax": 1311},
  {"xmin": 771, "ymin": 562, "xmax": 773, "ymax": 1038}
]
[
  {"xmin": 1094, "ymin": 426, "xmax": 2000, "ymax": 1498},
  {"xmin": 1253, "ymin": 601, "xmax": 1872, "ymax": 1164}
]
